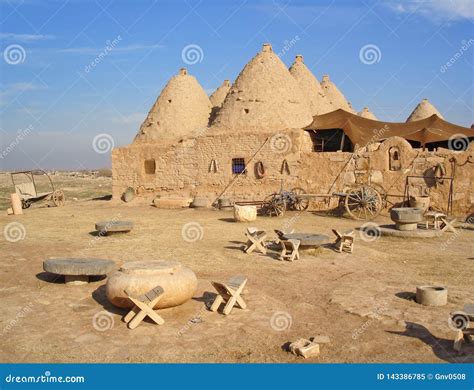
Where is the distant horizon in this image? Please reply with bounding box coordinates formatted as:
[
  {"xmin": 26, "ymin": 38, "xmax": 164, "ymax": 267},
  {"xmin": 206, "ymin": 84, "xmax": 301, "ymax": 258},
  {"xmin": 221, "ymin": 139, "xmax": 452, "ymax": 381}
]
[{"xmin": 1, "ymin": 0, "xmax": 473, "ymax": 170}]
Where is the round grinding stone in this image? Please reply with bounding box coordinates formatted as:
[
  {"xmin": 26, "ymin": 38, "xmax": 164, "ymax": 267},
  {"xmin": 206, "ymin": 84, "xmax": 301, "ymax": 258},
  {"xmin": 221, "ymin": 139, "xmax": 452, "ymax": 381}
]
[
  {"xmin": 95, "ymin": 220, "xmax": 134, "ymax": 233},
  {"xmin": 43, "ymin": 258, "xmax": 116, "ymax": 276}
]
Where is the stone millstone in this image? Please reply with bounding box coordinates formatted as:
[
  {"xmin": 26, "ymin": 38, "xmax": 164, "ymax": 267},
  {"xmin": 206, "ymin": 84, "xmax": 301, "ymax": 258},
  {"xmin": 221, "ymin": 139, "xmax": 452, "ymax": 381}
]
[
  {"xmin": 43, "ymin": 258, "xmax": 116, "ymax": 276},
  {"xmin": 282, "ymin": 233, "xmax": 329, "ymax": 247},
  {"xmin": 95, "ymin": 220, "xmax": 134, "ymax": 234}
]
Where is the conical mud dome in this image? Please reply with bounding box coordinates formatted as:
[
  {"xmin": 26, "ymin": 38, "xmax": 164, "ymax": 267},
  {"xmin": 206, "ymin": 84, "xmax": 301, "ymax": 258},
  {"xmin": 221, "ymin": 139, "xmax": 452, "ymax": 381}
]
[
  {"xmin": 358, "ymin": 107, "xmax": 378, "ymax": 120},
  {"xmin": 134, "ymin": 68, "xmax": 212, "ymax": 143},
  {"xmin": 406, "ymin": 98, "xmax": 444, "ymax": 122},
  {"xmin": 211, "ymin": 43, "xmax": 313, "ymax": 131},
  {"xmin": 209, "ymin": 80, "xmax": 231, "ymax": 108},
  {"xmin": 320, "ymin": 75, "xmax": 355, "ymax": 113},
  {"xmin": 289, "ymin": 55, "xmax": 334, "ymax": 116}
]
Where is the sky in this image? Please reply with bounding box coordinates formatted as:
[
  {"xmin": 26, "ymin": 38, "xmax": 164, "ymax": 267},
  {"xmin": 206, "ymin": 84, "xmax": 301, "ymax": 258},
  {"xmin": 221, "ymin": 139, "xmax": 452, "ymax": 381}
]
[{"xmin": 0, "ymin": 0, "xmax": 473, "ymax": 170}]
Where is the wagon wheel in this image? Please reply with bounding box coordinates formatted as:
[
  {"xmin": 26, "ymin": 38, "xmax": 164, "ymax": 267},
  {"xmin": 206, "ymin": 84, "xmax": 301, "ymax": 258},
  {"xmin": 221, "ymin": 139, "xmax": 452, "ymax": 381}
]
[
  {"xmin": 263, "ymin": 194, "xmax": 286, "ymax": 217},
  {"xmin": 290, "ymin": 187, "xmax": 309, "ymax": 211},
  {"xmin": 344, "ymin": 185, "xmax": 382, "ymax": 221},
  {"xmin": 52, "ymin": 189, "xmax": 65, "ymax": 207}
]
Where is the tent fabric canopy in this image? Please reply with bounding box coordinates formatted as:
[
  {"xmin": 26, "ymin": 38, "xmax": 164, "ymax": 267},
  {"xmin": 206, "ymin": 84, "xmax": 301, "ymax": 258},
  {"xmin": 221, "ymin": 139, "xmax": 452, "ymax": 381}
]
[{"xmin": 305, "ymin": 109, "xmax": 474, "ymax": 146}]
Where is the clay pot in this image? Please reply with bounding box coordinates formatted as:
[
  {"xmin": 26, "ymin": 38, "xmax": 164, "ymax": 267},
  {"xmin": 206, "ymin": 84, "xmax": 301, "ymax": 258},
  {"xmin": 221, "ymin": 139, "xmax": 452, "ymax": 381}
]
[
  {"xmin": 234, "ymin": 205, "xmax": 257, "ymax": 222},
  {"xmin": 409, "ymin": 196, "xmax": 430, "ymax": 212},
  {"xmin": 106, "ymin": 261, "xmax": 197, "ymax": 309}
]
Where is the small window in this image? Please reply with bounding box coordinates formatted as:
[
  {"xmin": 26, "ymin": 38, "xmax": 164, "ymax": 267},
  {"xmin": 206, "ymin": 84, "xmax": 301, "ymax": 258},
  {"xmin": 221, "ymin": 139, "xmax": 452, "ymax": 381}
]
[
  {"xmin": 389, "ymin": 147, "xmax": 401, "ymax": 171},
  {"xmin": 144, "ymin": 159, "xmax": 156, "ymax": 174},
  {"xmin": 243, "ymin": 108, "xmax": 249, "ymax": 114},
  {"xmin": 232, "ymin": 158, "xmax": 246, "ymax": 175}
]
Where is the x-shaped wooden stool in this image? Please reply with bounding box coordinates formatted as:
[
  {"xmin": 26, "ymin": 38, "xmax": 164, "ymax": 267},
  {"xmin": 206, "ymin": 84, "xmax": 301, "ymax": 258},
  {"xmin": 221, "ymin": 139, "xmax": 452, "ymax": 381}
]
[
  {"xmin": 123, "ymin": 286, "xmax": 165, "ymax": 329},
  {"xmin": 279, "ymin": 239, "xmax": 301, "ymax": 261},
  {"xmin": 244, "ymin": 227, "xmax": 267, "ymax": 254},
  {"xmin": 332, "ymin": 229, "xmax": 355, "ymax": 253},
  {"xmin": 209, "ymin": 276, "xmax": 248, "ymax": 315},
  {"xmin": 440, "ymin": 217, "xmax": 457, "ymax": 233}
]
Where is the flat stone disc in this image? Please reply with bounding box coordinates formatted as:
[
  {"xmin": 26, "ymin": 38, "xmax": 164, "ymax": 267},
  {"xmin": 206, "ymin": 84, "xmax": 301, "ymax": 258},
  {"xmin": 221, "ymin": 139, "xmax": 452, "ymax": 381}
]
[
  {"xmin": 378, "ymin": 225, "xmax": 442, "ymax": 238},
  {"xmin": 282, "ymin": 233, "xmax": 330, "ymax": 246},
  {"xmin": 95, "ymin": 220, "xmax": 133, "ymax": 233},
  {"xmin": 43, "ymin": 258, "xmax": 116, "ymax": 276},
  {"xmin": 119, "ymin": 260, "xmax": 182, "ymax": 275}
]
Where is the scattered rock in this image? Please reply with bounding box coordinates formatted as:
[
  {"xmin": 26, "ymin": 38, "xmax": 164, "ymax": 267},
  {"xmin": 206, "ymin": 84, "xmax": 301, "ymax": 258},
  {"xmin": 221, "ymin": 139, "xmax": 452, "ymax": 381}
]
[{"xmin": 289, "ymin": 338, "xmax": 320, "ymax": 358}]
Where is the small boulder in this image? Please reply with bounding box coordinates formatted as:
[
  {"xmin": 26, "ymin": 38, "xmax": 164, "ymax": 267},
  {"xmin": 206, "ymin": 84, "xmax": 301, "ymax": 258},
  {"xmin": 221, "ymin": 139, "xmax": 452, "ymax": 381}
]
[{"xmin": 233, "ymin": 205, "xmax": 257, "ymax": 222}]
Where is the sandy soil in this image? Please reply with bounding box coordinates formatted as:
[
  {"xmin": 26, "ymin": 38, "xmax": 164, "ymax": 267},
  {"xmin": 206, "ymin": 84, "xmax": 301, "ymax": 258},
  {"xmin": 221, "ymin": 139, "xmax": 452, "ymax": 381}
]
[{"xmin": 0, "ymin": 175, "xmax": 473, "ymax": 363}]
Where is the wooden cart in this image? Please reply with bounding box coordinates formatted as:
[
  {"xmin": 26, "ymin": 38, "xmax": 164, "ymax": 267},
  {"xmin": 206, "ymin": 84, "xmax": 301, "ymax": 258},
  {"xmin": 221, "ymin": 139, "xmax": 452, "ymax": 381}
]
[
  {"xmin": 236, "ymin": 184, "xmax": 383, "ymax": 221},
  {"xmin": 11, "ymin": 170, "xmax": 65, "ymax": 209}
]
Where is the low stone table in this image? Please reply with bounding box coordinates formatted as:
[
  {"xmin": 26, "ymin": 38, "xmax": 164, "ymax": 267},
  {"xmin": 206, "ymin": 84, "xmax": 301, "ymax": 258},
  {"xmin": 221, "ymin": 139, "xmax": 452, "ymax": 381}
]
[
  {"xmin": 43, "ymin": 258, "xmax": 116, "ymax": 285},
  {"xmin": 282, "ymin": 233, "xmax": 330, "ymax": 249},
  {"xmin": 95, "ymin": 220, "xmax": 133, "ymax": 235}
]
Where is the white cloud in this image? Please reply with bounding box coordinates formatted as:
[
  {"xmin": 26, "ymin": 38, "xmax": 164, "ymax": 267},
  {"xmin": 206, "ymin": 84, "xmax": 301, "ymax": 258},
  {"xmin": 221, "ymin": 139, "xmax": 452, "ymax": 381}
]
[
  {"xmin": 0, "ymin": 83, "xmax": 42, "ymax": 106},
  {"xmin": 387, "ymin": 0, "xmax": 474, "ymax": 22},
  {"xmin": 0, "ymin": 32, "xmax": 55, "ymax": 41}
]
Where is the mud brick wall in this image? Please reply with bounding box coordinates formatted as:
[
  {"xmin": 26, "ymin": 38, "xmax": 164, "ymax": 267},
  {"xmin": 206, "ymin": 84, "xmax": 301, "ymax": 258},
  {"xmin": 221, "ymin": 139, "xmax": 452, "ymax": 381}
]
[{"xmin": 112, "ymin": 132, "xmax": 473, "ymax": 216}]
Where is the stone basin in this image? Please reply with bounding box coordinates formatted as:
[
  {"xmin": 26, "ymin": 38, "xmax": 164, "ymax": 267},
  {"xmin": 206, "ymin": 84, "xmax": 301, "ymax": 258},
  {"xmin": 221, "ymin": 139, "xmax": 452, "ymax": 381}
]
[
  {"xmin": 106, "ymin": 260, "xmax": 197, "ymax": 309},
  {"xmin": 390, "ymin": 207, "xmax": 423, "ymax": 231}
]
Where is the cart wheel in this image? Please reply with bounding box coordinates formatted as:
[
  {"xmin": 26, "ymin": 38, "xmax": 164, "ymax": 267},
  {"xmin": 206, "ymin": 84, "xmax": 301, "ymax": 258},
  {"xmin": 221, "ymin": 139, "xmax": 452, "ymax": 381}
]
[
  {"xmin": 21, "ymin": 200, "xmax": 31, "ymax": 209},
  {"xmin": 263, "ymin": 194, "xmax": 286, "ymax": 217},
  {"xmin": 291, "ymin": 187, "xmax": 309, "ymax": 211},
  {"xmin": 344, "ymin": 185, "xmax": 382, "ymax": 221},
  {"xmin": 52, "ymin": 190, "xmax": 65, "ymax": 207}
]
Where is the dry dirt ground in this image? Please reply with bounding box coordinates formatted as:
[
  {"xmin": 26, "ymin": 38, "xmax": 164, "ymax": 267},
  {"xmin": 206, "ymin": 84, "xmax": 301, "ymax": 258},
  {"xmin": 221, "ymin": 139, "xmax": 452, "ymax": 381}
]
[{"xmin": 0, "ymin": 174, "xmax": 473, "ymax": 363}]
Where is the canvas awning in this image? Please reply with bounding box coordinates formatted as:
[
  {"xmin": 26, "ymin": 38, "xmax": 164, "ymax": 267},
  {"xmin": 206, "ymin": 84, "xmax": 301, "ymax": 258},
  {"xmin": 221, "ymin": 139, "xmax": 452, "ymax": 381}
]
[{"xmin": 305, "ymin": 109, "xmax": 474, "ymax": 146}]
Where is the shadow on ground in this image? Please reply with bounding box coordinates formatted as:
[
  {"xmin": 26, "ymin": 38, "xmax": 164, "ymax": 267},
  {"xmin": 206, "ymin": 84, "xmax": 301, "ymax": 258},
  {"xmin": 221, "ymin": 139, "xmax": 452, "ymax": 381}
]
[{"xmin": 387, "ymin": 322, "xmax": 474, "ymax": 363}]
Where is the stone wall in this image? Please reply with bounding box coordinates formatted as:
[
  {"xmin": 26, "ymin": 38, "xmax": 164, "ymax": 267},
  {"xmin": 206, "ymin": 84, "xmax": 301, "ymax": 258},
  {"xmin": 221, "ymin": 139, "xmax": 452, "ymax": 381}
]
[{"xmin": 112, "ymin": 132, "xmax": 473, "ymax": 216}]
